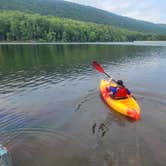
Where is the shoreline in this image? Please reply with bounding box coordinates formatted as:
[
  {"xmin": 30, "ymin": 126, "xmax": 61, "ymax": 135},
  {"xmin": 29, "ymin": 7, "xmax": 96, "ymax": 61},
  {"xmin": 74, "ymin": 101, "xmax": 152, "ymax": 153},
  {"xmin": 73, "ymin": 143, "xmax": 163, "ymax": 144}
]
[{"xmin": 0, "ymin": 41, "xmax": 166, "ymax": 46}]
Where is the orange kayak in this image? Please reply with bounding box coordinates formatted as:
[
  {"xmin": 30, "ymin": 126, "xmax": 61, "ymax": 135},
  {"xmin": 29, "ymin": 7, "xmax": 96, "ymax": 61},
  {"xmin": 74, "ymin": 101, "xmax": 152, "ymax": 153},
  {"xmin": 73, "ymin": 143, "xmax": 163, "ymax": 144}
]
[{"xmin": 100, "ymin": 79, "xmax": 141, "ymax": 120}]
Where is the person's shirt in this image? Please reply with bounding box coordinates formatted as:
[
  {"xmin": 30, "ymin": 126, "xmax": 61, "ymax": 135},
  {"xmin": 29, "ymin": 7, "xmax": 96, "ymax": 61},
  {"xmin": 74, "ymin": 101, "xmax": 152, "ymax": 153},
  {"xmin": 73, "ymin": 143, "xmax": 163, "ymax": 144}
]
[{"xmin": 108, "ymin": 86, "xmax": 131, "ymax": 95}]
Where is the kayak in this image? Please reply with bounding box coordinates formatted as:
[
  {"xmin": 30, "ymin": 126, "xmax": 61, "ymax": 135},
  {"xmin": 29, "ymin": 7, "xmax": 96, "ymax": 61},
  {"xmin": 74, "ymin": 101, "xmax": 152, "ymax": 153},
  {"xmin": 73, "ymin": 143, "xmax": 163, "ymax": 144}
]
[{"xmin": 100, "ymin": 79, "xmax": 141, "ymax": 120}]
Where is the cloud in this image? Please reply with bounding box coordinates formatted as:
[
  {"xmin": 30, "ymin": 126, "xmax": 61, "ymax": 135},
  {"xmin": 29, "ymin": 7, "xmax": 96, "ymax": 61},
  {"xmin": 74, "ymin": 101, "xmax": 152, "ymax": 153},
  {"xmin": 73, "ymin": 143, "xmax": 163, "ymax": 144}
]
[{"xmin": 66, "ymin": 0, "xmax": 166, "ymax": 23}]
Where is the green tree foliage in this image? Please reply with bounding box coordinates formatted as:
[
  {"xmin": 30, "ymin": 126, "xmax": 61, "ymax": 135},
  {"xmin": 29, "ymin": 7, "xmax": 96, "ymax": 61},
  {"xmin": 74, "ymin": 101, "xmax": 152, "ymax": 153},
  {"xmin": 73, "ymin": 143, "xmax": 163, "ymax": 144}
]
[
  {"xmin": 0, "ymin": 0, "xmax": 166, "ymax": 34},
  {"xmin": 0, "ymin": 10, "xmax": 165, "ymax": 42}
]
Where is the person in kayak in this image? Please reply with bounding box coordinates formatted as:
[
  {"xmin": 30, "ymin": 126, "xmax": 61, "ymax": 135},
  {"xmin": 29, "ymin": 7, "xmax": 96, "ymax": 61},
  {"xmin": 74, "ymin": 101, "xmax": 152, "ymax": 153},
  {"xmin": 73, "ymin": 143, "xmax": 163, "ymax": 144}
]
[{"xmin": 107, "ymin": 78, "xmax": 131, "ymax": 99}]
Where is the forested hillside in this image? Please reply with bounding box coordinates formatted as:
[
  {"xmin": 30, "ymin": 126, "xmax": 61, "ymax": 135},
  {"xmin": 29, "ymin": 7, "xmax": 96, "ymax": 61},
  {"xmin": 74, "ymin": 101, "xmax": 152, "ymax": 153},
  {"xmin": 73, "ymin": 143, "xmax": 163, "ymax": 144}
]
[
  {"xmin": 0, "ymin": 0, "xmax": 166, "ymax": 34},
  {"xmin": 0, "ymin": 11, "xmax": 165, "ymax": 42}
]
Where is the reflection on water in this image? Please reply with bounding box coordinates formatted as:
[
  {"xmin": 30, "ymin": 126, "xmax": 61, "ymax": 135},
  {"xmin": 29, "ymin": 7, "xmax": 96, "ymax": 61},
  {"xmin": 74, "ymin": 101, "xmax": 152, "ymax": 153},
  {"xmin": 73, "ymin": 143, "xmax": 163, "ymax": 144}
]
[
  {"xmin": 0, "ymin": 44, "xmax": 166, "ymax": 165},
  {"xmin": 92, "ymin": 113, "xmax": 125, "ymax": 138},
  {"xmin": 92, "ymin": 107, "xmax": 136, "ymax": 138}
]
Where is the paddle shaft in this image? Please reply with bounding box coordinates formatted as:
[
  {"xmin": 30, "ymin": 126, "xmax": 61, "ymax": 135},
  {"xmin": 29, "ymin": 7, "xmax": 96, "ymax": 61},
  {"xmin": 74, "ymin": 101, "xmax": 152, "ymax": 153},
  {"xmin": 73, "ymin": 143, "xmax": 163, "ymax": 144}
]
[
  {"xmin": 104, "ymin": 72, "xmax": 111, "ymax": 78},
  {"xmin": 92, "ymin": 61, "xmax": 117, "ymax": 83}
]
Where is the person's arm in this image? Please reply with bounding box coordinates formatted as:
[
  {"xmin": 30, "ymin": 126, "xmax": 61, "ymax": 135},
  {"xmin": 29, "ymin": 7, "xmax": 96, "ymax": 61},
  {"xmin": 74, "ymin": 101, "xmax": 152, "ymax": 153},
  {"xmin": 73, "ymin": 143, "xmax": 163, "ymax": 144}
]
[
  {"xmin": 108, "ymin": 78, "xmax": 118, "ymax": 87},
  {"xmin": 127, "ymin": 89, "xmax": 137, "ymax": 99},
  {"xmin": 109, "ymin": 86, "xmax": 117, "ymax": 95},
  {"xmin": 108, "ymin": 77, "xmax": 113, "ymax": 83},
  {"xmin": 127, "ymin": 89, "xmax": 131, "ymax": 95}
]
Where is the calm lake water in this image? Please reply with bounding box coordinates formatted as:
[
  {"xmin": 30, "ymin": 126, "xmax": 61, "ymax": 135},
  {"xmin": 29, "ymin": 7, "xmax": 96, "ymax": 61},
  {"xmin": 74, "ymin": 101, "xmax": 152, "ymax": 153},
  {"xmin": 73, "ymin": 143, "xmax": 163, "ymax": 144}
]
[{"xmin": 0, "ymin": 43, "xmax": 166, "ymax": 166}]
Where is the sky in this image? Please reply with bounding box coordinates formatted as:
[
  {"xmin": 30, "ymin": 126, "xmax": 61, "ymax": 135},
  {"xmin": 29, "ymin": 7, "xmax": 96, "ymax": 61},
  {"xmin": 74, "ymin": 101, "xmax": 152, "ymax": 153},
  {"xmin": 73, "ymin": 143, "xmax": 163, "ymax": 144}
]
[{"xmin": 66, "ymin": 0, "xmax": 166, "ymax": 24}]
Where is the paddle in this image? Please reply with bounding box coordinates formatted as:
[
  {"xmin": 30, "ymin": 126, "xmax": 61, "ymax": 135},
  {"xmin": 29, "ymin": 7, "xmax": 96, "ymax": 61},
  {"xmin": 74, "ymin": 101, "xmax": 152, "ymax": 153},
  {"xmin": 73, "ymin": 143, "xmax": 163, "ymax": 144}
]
[
  {"xmin": 92, "ymin": 61, "xmax": 117, "ymax": 83},
  {"xmin": 92, "ymin": 61, "xmax": 136, "ymax": 99}
]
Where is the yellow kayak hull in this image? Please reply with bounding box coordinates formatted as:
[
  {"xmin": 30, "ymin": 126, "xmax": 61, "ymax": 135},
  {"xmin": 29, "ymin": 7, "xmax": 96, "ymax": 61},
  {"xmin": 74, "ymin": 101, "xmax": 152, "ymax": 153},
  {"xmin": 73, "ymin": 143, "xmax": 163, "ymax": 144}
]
[{"xmin": 100, "ymin": 79, "xmax": 141, "ymax": 120}]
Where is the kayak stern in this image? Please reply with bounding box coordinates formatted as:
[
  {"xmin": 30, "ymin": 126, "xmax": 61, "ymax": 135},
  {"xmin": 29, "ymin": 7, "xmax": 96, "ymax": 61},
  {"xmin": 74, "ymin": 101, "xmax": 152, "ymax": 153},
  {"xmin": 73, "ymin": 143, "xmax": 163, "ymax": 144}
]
[
  {"xmin": 127, "ymin": 109, "xmax": 140, "ymax": 120},
  {"xmin": 100, "ymin": 79, "xmax": 141, "ymax": 120}
]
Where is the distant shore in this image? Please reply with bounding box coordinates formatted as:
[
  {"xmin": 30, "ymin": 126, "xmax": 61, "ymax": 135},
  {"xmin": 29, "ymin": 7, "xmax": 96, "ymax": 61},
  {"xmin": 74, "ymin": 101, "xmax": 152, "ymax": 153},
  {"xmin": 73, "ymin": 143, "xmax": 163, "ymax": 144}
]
[
  {"xmin": 0, "ymin": 41, "xmax": 166, "ymax": 46},
  {"xmin": 0, "ymin": 42, "xmax": 132, "ymax": 45}
]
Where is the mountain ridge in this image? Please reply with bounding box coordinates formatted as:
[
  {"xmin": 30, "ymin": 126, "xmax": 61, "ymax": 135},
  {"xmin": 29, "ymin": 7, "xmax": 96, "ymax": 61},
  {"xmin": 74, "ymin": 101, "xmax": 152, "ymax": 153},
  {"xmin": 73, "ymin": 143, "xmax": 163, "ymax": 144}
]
[{"xmin": 0, "ymin": 0, "xmax": 166, "ymax": 34}]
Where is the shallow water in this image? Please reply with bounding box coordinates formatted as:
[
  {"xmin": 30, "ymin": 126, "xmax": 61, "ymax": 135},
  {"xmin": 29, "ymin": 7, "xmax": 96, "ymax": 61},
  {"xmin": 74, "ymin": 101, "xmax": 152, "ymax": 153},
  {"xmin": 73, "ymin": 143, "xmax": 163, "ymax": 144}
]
[{"xmin": 0, "ymin": 44, "xmax": 166, "ymax": 166}]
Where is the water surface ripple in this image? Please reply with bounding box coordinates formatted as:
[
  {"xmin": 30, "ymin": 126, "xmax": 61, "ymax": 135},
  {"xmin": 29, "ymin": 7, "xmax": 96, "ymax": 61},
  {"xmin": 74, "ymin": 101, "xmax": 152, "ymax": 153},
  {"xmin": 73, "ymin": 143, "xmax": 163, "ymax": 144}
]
[{"xmin": 0, "ymin": 44, "xmax": 166, "ymax": 166}]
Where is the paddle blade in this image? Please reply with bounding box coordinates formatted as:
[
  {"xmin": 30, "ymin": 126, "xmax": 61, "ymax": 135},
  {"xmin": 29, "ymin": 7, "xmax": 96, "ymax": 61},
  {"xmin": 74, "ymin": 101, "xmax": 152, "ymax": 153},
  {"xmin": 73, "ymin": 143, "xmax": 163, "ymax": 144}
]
[{"xmin": 92, "ymin": 61, "xmax": 105, "ymax": 73}]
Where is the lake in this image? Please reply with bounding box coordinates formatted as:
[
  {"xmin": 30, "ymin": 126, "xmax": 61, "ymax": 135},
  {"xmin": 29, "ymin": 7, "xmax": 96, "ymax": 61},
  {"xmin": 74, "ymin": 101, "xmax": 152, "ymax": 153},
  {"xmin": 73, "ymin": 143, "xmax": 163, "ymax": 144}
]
[{"xmin": 0, "ymin": 43, "xmax": 166, "ymax": 166}]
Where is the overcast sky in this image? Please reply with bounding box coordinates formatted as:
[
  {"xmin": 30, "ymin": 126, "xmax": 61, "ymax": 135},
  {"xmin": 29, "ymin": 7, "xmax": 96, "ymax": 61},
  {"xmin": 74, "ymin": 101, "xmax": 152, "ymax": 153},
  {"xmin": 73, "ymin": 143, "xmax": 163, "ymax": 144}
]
[{"xmin": 66, "ymin": 0, "xmax": 166, "ymax": 24}]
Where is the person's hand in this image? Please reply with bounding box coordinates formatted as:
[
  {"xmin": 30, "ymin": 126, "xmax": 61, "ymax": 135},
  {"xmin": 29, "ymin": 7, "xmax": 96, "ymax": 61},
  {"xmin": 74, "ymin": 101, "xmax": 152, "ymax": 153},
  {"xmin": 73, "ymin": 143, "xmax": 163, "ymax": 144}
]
[{"xmin": 108, "ymin": 77, "xmax": 113, "ymax": 82}]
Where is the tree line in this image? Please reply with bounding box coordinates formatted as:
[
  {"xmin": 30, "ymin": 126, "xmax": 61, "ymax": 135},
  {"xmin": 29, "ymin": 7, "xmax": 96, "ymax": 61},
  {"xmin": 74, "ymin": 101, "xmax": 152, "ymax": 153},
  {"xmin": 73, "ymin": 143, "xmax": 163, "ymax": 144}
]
[
  {"xmin": 0, "ymin": 10, "xmax": 165, "ymax": 42},
  {"xmin": 1, "ymin": 0, "xmax": 166, "ymax": 34}
]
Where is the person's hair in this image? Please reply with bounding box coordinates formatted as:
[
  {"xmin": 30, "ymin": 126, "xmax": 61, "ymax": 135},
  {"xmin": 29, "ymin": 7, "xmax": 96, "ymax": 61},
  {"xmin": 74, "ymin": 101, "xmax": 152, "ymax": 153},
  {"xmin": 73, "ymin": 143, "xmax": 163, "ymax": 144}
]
[{"xmin": 117, "ymin": 80, "xmax": 124, "ymax": 86}]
